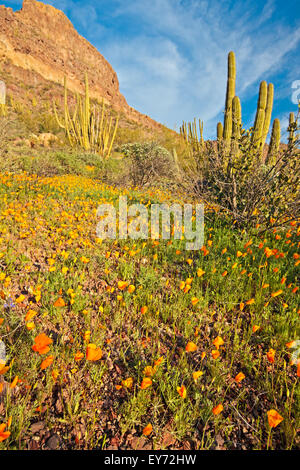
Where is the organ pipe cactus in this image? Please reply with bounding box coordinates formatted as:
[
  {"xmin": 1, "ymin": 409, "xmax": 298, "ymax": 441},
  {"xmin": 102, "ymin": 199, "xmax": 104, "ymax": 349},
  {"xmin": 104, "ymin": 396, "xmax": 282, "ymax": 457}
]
[
  {"xmin": 180, "ymin": 118, "xmax": 205, "ymax": 152},
  {"xmin": 54, "ymin": 74, "xmax": 119, "ymax": 159}
]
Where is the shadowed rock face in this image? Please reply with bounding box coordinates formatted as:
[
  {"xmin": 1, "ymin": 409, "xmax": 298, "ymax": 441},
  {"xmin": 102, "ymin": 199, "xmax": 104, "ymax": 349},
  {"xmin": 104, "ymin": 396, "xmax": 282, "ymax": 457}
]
[{"xmin": 0, "ymin": 0, "xmax": 163, "ymax": 130}]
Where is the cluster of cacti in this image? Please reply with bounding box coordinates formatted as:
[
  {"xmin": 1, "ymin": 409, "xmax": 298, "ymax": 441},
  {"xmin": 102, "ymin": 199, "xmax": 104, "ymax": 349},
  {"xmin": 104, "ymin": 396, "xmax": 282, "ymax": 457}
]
[
  {"xmin": 53, "ymin": 74, "xmax": 119, "ymax": 159},
  {"xmin": 180, "ymin": 118, "xmax": 204, "ymax": 152}
]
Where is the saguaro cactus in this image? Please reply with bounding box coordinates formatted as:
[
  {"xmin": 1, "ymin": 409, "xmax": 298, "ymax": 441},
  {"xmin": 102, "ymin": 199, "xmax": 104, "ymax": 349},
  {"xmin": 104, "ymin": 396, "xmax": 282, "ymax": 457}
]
[
  {"xmin": 288, "ymin": 112, "xmax": 296, "ymax": 146},
  {"xmin": 267, "ymin": 118, "xmax": 281, "ymax": 163},
  {"xmin": 223, "ymin": 51, "xmax": 236, "ymax": 142},
  {"xmin": 252, "ymin": 81, "xmax": 268, "ymax": 148},
  {"xmin": 261, "ymin": 83, "xmax": 274, "ymax": 150},
  {"xmin": 232, "ymin": 95, "xmax": 242, "ymax": 139}
]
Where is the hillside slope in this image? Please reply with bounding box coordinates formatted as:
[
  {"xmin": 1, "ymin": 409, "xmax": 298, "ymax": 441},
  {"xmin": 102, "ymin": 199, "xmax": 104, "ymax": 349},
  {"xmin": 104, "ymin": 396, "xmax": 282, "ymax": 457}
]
[{"xmin": 0, "ymin": 0, "xmax": 164, "ymax": 132}]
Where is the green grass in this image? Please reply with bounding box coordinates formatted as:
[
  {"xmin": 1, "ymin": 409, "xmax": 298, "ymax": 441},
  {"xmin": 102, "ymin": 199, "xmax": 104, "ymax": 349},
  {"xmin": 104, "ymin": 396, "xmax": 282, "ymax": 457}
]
[{"xmin": 0, "ymin": 168, "xmax": 298, "ymax": 450}]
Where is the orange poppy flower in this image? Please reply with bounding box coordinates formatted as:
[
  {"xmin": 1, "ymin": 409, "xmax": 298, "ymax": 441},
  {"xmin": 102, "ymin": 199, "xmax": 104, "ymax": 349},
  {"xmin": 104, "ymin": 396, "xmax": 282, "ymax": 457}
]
[
  {"xmin": 83, "ymin": 330, "xmax": 91, "ymax": 342},
  {"xmin": 0, "ymin": 423, "xmax": 10, "ymax": 442},
  {"xmin": 191, "ymin": 297, "xmax": 199, "ymax": 306},
  {"xmin": 212, "ymin": 404, "xmax": 223, "ymax": 415},
  {"xmin": 154, "ymin": 356, "xmax": 164, "ymax": 367},
  {"xmin": 143, "ymin": 366, "xmax": 155, "ymax": 377},
  {"xmin": 32, "ymin": 333, "xmax": 53, "ymax": 355},
  {"xmin": 267, "ymin": 409, "xmax": 283, "ymax": 428},
  {"xmin": 213, "ymin": 336, "xmax": 224, "ymax": 349},
  {"xmin": 266, "ymin": 348, "xmax": 275, "ymax": 364},
  {"xmin": 142, "ymin": 423, "xmax": 153, "ymax": 436},
  {"xmin": 177, "ymin": 385, "xmax": 187, "ymax": 398},
  {"xmin": 0, "ymin": 363, "xmax": 9, "ymax": 375},
  {"xmin": 118, "ymin": 281, "xmax": 128, "ymax": 291},
  {"xmin": 185, "ymin": 341, "xmax": 197, "ymax": 352},
  {"xmin": 141, "ymin": 377, "xmax": 152, "ymax": 390},
  {"xmin": 51, "ymin": 369, "xmax": 59, "ymax": 381},
  {"xmin": 86, "ymin": 344, "xmax": 102, "ymax": 361},
  {"xmin": 193, "ymin": 371, "xmax": 204, "ymax": 382},
  {"xmin": 234, "ymin": 372, "xmax": 245, "ymax": 383},
  {"xmin": 122, "ymin": 377, "xmax": 133, "ymax": 389},
  {"xmin": 140, "ymin": 306, "xmax": 148, "ymax": 315},
  {"xmin": 53, "ymin": 297, "xmax": 65, "ymax": 307},
  {"xmin": 10, "ymin": 376, "xmax": 18, "ymax": 389},
  {"xmin": 271, "ymin": 290, "xmax": 283, "ymax": 298},
  {"xmin": 211, "ymin": 350, "xmax": 220, "ymax": 359},
  {"xmin": 25, "ymin": 309, "xmax": 37, "ymax": 322},
  {"xmin": 40, "ymin": 355, "xmax": 54, "ymax": 370},
  {"xmin": 252, "ymin": 325, "xmax": 260, "ymax": 333},
  {"xmin": 74, "ymin": 351, "xmax": 84, "ymax": 362},
  {"xmin": 26, "ymin": 321, "xmax": 35, "ymax": 331},
  {"xmin": 128, "ymin": 285, "xmax": 135, "ymax": 294}
]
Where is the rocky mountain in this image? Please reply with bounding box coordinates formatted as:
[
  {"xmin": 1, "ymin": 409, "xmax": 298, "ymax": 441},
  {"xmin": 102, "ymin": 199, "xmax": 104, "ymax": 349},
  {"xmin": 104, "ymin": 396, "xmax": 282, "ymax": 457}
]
[{"xmin": 0, "ymin": 0, "xmax": 164, "ymax": 131}]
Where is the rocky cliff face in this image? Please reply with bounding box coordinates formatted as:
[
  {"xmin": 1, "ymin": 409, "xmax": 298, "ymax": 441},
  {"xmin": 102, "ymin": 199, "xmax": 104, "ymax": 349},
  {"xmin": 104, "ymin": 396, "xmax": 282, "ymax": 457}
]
[{"xmin": 0, "ymin": 0, "xmax": 162, "ymax": 130}]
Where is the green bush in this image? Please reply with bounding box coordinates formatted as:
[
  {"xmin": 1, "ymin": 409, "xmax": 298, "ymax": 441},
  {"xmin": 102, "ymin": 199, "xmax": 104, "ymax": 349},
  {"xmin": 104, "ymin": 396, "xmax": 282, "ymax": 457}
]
[{"xmin": 121, "ymin": 141, "xmax": 176, "ymax": 187}]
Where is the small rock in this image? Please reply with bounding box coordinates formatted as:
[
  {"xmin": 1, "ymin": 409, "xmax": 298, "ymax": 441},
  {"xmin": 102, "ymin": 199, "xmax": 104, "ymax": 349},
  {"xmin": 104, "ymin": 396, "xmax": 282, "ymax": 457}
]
[
  {"xmin": 162, "ymin": 431, "xmax": 176, "ymax": 448},
  {"xmin": 46, "ymin": 434, "xmax": 60, "ymax": 450},
  {"xmin": 131, "ymin": 436, "xmax": 151, "ymax": 450},
  {"xmin": 31, "ymin": 421, "xmax": 45, "ymax": 434}
]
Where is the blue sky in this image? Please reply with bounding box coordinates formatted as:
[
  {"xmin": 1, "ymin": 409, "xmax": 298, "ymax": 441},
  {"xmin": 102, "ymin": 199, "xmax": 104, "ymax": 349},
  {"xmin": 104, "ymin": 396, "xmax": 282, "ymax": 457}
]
[{"xmin": 3, "ymin": 0, "xmax": 300, "ymax": 140}]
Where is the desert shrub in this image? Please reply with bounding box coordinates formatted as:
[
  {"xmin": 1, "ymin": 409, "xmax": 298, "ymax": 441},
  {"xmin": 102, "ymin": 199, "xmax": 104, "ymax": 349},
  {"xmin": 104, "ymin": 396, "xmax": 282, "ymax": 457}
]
[
  {"xmin": 121, "ymin": 141, "xmax": 176, "ymax": 187},
  {"xmin": 180, "ymin": 125, "xmax": 300, "ymax": 230},
  {"xmin": 0, "ymin": 112, "xmax": 23, "ymax": 157},
  {"xmin": 0, "ymin": 115, "xmax": 10, "ymax": 157}
]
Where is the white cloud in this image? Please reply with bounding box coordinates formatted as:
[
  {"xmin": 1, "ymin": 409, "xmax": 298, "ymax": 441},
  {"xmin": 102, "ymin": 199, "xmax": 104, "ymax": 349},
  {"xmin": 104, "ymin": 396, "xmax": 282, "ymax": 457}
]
[{"xmin": 92, "ymin": 0, "xmax": 300, "ymax": 137}]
